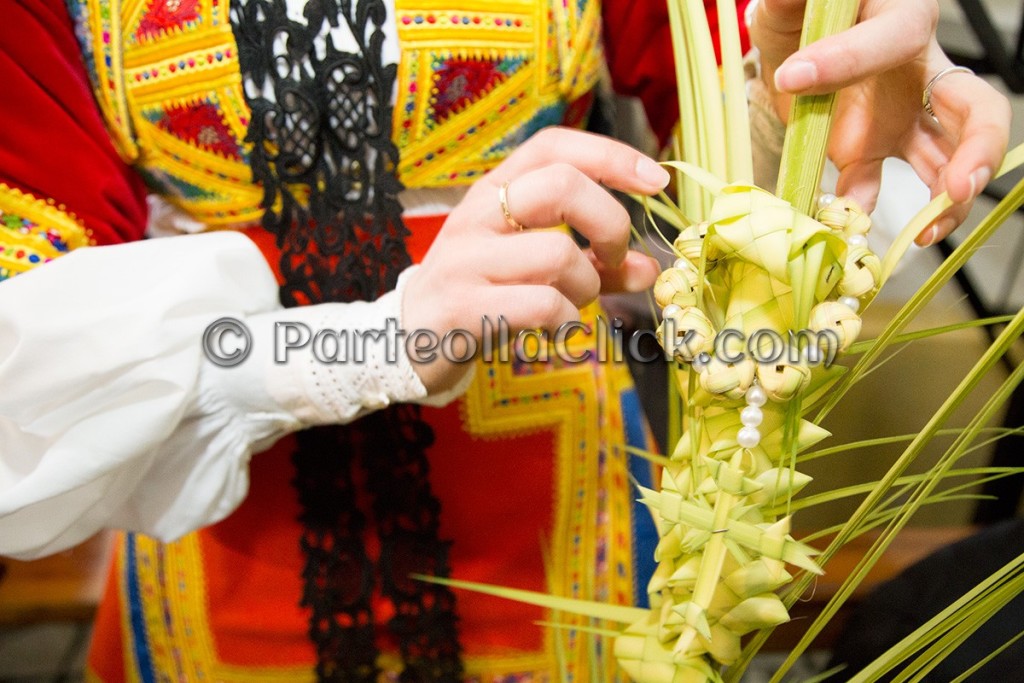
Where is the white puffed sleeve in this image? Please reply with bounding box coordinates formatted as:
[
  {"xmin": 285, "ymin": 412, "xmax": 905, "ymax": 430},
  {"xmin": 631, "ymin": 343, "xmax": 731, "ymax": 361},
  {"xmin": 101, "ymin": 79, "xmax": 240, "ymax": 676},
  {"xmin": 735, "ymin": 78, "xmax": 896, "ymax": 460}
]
[{"xmin": 0, "ymin": 231, "xmax": 469, "ymax": 559}]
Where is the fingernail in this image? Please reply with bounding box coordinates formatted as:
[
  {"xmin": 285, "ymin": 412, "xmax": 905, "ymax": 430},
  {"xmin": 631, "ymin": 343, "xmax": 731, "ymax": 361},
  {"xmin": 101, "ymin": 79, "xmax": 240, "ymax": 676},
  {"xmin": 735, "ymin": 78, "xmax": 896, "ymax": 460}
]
[
  {"xmin": 636, "ymin": 157, "xmax": 670, "ymax": 188},
  {"xmin": 623, "ymin": 255, "xmax": 661, "ymax": 292},
  {"xmin": 775, "ymin": 59, "xmax": 818, "ymax": 92},
  {"xmin": 918, "ymin": 217, "xmax": 955, "ymax": 247},
  {"xmin": 969, "ymin": 167, "xmax": 991, "ymax": 200},
  {"xmin": 917, "ymin": 225, "xmax": 939, "ymax": 247},
  {"xmin": 845, "ymin": 188, "xmax": 876, "ymax": 214}
]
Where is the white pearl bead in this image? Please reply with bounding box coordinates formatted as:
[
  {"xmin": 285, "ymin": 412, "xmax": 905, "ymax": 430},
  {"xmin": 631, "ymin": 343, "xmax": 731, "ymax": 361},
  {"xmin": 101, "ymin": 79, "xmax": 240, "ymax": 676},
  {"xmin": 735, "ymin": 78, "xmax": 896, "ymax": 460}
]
[
  {"xmin": 737, "ymin": 426, "xmax": 761, "ymax": 449},
  {"xmin": 673, "ymin": 258, "xmax": 692, "ymax": 271},
  {"xmin": 746, "ymin": 384, "xmax": 768, "ymax": 407},
  {"xmin": 663, "ymin": 304, "xmax": 683, "ymax": 319},
  {"xmin": 846, "ymin": 234, "xmax": 869, "ymax": 249},
  {"xmin": 839, "ymin": 296, "xmax": 861, "ymax": 313},
  {"xmin": 692, "ymin": 352, "xmax": 711, "ymax": 372},
  {"xmin": 741, "ymin": 405, "xmax": 763, "ymax": 427},
  {"xmin": 817, "ymin": 193, "xmax": 837, "ymax": 210}
]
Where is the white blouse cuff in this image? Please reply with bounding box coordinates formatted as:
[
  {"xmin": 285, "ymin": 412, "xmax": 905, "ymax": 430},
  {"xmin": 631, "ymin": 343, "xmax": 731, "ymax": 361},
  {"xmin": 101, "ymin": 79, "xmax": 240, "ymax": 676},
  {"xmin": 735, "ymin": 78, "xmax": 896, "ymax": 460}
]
[{"xmin": 210, "ymin": 265, "xmax": 471, "ymax": 430}]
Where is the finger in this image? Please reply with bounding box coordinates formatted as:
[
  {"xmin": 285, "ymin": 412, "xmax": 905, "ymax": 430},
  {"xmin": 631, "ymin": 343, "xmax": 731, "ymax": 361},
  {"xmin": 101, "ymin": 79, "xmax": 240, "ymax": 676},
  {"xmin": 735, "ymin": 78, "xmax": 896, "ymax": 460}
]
[
  {"xmin": 750, "ymin": 0, "xmax": 807, "ymax": 64},
  {"xmin": 485, "ymin": 126, "xmax": 670, "ymax": 194},
  {"xmin": 911, "ymin": 153, "xmax": 975, "ymax": 247},
  {"xmin": 929, "ymin": 73, "xmax": 1010, "ymax": 204},
  {"xmin": 471, "ymin": 285, "xmax": 582, "ymax": 333},
  {"xmin": 588, "ymin": 250, "xmax": 661, "ymax": 294},
  {"xmin": 479, "ymin": 231, "xmax": 601, "ymax": 308},
  {"xmin": 915, "ymin": 203, "xmax": 970, "ymax": 247},
  {"xmin": 753, "ymin": 0, "xmax": 807, "ymax": 36},
  {"xmin": 475, "ymin": 164, "xmax": 634, "ymax": 267},
  {"xmin": 913, "ymin": 73, "xmax": 1010, "ymax": 246},
  {"xmin": 902, "ymin": 127, "xmax": 956, "ymax": 186},
  {"xmin": 774, "ymin": 0, "xmax": 936, "ymax": 93},
  {"xmin": 834, "ymin": 158, "xmax": 885, "ymax": 214}
]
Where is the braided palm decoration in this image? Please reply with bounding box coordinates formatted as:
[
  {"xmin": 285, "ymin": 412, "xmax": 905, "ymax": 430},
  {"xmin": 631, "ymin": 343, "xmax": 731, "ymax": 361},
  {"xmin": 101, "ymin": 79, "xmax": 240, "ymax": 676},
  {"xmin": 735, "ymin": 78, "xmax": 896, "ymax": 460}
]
[{"xmin": 614, "ymin": 180, "xmax": 879, "ymax": 682}]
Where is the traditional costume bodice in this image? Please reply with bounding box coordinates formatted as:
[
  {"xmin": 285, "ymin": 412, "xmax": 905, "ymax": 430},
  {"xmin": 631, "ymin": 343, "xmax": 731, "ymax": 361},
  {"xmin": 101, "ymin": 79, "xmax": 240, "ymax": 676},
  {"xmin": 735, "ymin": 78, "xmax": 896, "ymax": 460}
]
[{"xmin": 66, "ymin": 0, "xmax": 603, "ymax": 228}]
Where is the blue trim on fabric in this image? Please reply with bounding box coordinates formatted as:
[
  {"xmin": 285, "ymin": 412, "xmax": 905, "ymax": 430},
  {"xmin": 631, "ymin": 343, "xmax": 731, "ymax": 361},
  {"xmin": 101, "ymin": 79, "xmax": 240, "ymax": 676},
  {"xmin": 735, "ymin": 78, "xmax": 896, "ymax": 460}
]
[
  {"xmin": 620, "ymin": 388, "xmax": 657, "ymax": 609},
  {"xmin": 124, "ymin": 534, "xmax": 156, "ymax": 683}
]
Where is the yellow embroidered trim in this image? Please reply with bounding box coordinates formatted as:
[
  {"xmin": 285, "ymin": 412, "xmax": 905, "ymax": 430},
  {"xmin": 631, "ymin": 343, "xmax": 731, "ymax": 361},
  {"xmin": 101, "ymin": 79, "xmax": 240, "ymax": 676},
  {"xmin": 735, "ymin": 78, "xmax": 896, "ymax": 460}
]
[
  {"xmin": 459, "ymin": 300, "xmax": 636, "ymax": 681},
  {"xmin": 137, "ymin": 105, "xmax": 264, "ymax": 227},
  {"xmin": 83, "ymin": 0, "xmax": 138, "ymax": 162},
  {"xmin": 84, "ymin": 0, "xmax": 261, "ymax": 229},
  {"xmin": 84, "ymin": 0, "xmax": 602, "ymax": 221},
  {"xmin": 392, "ymin": 0, "xmax": 604, "ymax": 188},
  {"xmin": 0, "ymin": 183, "xmax": 94, "ymax": 280},
  {"xmin": 555, "ymin": 0, "xmax": 603, "ymax": 101}
]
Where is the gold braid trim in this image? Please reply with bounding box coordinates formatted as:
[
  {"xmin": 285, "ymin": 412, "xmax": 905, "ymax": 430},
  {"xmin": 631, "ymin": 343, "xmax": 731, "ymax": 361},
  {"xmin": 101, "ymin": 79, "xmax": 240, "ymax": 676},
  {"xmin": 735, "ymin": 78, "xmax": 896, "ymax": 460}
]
[{"xmin": 0, "ymin": 183, "xmax": 94, "ymax": 280}]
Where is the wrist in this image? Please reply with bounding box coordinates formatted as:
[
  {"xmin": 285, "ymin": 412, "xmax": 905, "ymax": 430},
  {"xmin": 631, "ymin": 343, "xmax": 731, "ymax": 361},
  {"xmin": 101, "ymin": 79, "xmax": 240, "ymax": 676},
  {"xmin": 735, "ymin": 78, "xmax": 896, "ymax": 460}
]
[
  {"xmin": 397, "ymin": 266, "xmax": 474, "ymax": 396},
  {"xmin": 243, "ymin": 265, "xmax": 474, "ymax": 427}
]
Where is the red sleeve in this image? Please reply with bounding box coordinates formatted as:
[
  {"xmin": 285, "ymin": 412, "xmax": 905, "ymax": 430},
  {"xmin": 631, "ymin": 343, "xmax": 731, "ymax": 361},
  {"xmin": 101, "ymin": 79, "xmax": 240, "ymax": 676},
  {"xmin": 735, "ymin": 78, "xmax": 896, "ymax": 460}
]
[
  {"xmin": 0, "ymin": 0, "xmax": 148, "ymax": 249},
  {"xmin": 602, "ymin": 0, "xmax": 752, "ymax": 147}
]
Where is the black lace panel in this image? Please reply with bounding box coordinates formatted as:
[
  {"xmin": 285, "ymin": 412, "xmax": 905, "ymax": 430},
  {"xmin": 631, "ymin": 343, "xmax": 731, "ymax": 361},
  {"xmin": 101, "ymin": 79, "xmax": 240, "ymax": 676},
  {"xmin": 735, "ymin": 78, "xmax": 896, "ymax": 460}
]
[
  {"xmin": 362, "ymin": 405, "xmax": 462, "ymax": 682},
  {"xmin": 232, "ymin": 0, "xmax": 410, "ymax": 305},
  {"xmin": 293, "ymin": 425, "xmax": 378, "ymax": 682},
  {"xmin": 228, "ymin": 1, "xmax": 463, "ymax": 680}
]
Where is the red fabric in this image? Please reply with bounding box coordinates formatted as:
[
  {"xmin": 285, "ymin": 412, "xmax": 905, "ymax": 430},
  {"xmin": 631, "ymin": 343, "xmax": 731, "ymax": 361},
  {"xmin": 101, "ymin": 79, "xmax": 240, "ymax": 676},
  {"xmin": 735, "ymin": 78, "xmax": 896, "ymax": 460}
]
[
  {"xmin": 241, "ymin": 213, "xmax": 444, "ymax": 287},
  {"xmin": 88, "ymin": 549, "xmax": 126, "ymax": 683},
  {"xmin": 0, "ymin": 0, "xmax": 148, "ymax": 247},
  {"xmin": 403, "ymin": 214, "xmax": 445, "ymax": 263},
  {"xmin": 602, "ymin": 0, "xmax": 752, "ymax": 146},
  {"xmin": 200, "ymin": 407, "xmax": 557, "ymax": 665},
  {"xmin": 207, "ymin": 216, "xmax": 557, "ymax": 664}
]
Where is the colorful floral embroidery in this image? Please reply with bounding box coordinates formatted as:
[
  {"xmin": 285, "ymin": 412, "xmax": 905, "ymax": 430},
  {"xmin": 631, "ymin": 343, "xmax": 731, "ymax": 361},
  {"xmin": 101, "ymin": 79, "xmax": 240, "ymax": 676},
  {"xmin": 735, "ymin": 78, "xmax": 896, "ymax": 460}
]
[
  {"xmin": 151, "ymin": 99, "xmax": 243, "ymax": 160},
  {"xmin": 392, "ymin": 0, "xmax": 602, "ymax": 187},
  {"xmin": 67, "ymin": 0, "xmax": 139, "ymax": 160},
  {"xmin": 431, "ymin": 55, "xmax": 525, "ymax": 125},
  {"xmin": 135, "ymin": 0, "xmax": 202, "ymax": 41}
]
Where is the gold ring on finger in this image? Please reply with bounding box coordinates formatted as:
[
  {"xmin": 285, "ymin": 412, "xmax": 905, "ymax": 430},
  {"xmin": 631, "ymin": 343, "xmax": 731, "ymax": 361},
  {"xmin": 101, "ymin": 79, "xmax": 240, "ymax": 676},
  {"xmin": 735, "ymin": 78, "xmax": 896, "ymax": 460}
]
[{"xmin": 499, "ymin": 181, "xmax": 528, "ymax": 231}]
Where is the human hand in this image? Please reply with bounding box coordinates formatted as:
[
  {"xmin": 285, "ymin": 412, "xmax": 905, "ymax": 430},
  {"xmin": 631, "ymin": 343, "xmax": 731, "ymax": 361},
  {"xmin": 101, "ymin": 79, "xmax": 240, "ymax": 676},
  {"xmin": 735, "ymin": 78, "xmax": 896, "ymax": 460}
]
[
  {"xmin": 402, "ymin": 127, "xmax": 667, "ymax": 393},
  {"xmin": 750, "ymin": 0, "xmax": 1011, "ymax": 245}
]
